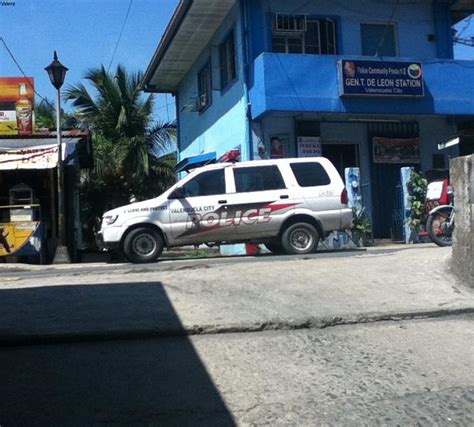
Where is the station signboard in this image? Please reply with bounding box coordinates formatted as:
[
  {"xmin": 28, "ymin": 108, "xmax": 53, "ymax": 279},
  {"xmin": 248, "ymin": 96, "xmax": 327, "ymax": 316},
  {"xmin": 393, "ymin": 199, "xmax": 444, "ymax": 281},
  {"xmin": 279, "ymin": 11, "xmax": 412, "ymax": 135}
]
[{"xmin": 339, "ymin": 60, "xmax": 424, "ymax": 97}]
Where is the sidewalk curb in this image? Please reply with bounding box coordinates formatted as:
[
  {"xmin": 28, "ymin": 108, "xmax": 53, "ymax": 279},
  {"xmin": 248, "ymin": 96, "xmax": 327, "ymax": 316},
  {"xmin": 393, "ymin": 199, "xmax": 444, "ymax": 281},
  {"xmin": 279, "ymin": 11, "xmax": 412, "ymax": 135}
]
[{"xmin": 1, "ymin": 307, "xmax": 473, "ymax": 347}]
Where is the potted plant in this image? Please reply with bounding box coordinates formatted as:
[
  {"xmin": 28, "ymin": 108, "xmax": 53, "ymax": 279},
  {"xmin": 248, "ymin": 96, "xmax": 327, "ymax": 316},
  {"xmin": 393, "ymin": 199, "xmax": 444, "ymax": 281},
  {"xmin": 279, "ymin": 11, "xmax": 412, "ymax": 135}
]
[
  {"xmin": 351, "ymin": 207, "xmax": 372, "ymax": 247},
  {"xmin": 406, "ymin": 171, "xmax": 428, "ymax": 242}
]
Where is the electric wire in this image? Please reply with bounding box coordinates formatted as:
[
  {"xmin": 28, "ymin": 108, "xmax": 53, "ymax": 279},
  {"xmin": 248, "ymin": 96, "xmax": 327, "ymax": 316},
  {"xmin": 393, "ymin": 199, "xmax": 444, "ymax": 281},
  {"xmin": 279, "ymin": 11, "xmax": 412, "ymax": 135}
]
[
  {"xmin": 456, "ymin": 14, "xmax": 472, "ymax": 39},
  {"xmin": 107, "ymin": 0, "xmax": 134, "ymax": 72},
  {"xmin": 374, "ymin": 0, "xmax": 400, "ymax": 57},
  {"xmin": 0, "ymin": 35, "xmax": 54, "ymax": 108}
]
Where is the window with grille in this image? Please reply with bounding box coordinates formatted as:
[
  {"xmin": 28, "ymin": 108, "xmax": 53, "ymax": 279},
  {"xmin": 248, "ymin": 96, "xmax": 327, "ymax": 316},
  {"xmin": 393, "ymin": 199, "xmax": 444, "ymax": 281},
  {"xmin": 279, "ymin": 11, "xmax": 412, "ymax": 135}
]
[
  {"xmin": 219, "ymin": 31, "xmax": 237, "ymax": 89},
  {"xmin": 197, "ymin": 60, "xmax": 212, "ymax": 111},
  {"xmin": 272, "ymin": 15, "xmax": 337, "ymax": 55}
]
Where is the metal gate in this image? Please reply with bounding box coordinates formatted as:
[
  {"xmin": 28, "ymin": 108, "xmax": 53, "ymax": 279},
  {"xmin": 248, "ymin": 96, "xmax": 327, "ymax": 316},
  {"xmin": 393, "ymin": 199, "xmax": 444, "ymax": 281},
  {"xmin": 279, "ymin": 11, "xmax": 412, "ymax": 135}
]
[{"xmin": 368, "ymin": 122, "xmax": 419, "ymax": 239}]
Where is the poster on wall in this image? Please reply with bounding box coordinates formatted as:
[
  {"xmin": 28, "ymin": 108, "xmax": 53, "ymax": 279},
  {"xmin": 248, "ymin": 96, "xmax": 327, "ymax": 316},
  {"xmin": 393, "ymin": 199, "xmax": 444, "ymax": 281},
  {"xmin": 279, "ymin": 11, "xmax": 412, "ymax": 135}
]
[
  {"xmin": 270, "ymin": 134, "xmax": 290, "ymax": 159},
  {"xmin": 372, "ymin": 137, "xmax": 420, "ymax": 164},
  {"xmin": 0, "ymin": 77, "xmax": 35, "ymax": 135},
  {"xmin": 297, "ymin": 136, "xmax": 321, "ymax": 157}
]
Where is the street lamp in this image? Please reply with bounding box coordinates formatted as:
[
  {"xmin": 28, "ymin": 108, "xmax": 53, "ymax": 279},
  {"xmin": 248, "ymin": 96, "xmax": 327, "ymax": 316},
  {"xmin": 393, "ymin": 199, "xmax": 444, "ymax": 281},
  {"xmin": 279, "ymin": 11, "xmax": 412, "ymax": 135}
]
[{"xmin": 45, "ymin": 51, "xmax": 70, "ymax": 263}]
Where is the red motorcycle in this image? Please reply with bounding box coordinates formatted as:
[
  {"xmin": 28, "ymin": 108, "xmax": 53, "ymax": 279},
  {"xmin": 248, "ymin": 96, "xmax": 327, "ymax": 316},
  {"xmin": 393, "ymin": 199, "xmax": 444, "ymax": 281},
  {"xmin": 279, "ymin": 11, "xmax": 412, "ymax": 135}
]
[{"xmin": 424, "ymin": 179, "xmax": 455, "ymax": 247}]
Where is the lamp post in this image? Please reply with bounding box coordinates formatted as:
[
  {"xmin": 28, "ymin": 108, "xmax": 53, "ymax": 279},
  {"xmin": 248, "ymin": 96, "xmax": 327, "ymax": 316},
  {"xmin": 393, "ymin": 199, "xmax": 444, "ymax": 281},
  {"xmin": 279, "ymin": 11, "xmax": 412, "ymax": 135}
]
[{"xmin": 45, "ymin": 51, "xmax": 70, "ymax": 263}]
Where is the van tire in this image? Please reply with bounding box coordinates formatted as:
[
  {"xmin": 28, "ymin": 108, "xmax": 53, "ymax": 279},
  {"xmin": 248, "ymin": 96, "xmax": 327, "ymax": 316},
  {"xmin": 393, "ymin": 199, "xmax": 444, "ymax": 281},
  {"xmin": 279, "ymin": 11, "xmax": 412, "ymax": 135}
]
[
  {"xmin": 123, "ymin": 227, "xmax": 164, "ymax": 263},
  {"xmin": 281, "ymin": 222, "xmax": 319, "ymax": 255}
]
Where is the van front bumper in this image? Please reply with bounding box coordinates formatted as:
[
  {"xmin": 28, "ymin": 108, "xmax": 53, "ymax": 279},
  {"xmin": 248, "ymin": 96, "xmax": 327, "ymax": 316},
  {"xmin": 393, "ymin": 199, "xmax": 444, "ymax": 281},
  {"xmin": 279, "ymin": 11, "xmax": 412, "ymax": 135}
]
[{"xmin": 97, "ymin": 227, "xmax": 123, "ymax": 250}]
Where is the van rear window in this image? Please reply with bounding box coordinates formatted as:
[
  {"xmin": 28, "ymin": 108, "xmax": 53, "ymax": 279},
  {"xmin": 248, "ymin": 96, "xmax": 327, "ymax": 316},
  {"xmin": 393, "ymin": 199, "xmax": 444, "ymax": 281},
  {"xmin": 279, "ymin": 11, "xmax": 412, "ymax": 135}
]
[{"xmin": 290, "ymin": 162, "xmax": 331, "ymax": 187}]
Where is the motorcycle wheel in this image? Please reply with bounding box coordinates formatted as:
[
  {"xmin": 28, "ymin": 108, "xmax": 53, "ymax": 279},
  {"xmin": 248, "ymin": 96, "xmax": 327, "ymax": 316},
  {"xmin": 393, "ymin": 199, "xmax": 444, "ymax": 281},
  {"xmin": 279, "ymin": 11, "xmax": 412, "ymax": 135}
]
[{"xmin": 427, "ymin": 211, "xmax": 453, "ymax": 247}]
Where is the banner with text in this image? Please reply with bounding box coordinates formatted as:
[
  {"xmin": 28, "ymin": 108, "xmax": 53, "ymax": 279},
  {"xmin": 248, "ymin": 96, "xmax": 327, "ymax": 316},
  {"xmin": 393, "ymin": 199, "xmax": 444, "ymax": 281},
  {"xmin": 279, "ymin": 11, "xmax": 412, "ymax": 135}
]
[
  {"xmin": 372, "ymin": 137, "xmax": 420, "ymax": 164},
  {"xmin": 339, "ymin": 60, "xmax": 424, "ymax": 97},
  {"xmin": 0, "ymin": 145, "xmax": 58, "ymax": 170},
  {"xmin": 297, "ymin": 136, "xmax": 321, "ymax": 157}
]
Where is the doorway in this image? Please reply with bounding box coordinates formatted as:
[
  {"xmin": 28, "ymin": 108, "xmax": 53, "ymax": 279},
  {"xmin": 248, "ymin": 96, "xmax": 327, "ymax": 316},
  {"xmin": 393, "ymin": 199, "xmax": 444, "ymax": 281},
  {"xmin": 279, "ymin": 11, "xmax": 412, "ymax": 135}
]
[
  {"xmin": 321, "ymin": 143, "xmax": 359, "ymax": 178},
  {"xmin": 368, "ymin": 122, "xmax": 419, "ymax": 239}
]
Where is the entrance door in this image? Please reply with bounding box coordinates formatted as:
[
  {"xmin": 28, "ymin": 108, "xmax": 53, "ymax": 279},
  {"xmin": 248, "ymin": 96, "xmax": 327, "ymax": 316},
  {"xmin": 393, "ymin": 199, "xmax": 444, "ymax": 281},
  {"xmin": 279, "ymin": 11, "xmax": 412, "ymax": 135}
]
[
  {"xmin": 321, "ymin": 144, "xmax": 359, "ymax": 178},
  {"xmin": 368, "ymin": 122, "xmax": 419, "ymax": 239},
  {"xmin": 371, "ymin": 163, "xmax": 406, "ymax": 239}
]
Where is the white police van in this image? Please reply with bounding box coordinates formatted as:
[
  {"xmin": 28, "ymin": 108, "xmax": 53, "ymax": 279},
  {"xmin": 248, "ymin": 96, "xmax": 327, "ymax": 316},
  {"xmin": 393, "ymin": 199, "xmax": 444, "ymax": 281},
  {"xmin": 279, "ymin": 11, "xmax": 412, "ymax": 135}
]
[{"xmin": 99, "ymin": 158, "xmax": 352, "ymax": 263}]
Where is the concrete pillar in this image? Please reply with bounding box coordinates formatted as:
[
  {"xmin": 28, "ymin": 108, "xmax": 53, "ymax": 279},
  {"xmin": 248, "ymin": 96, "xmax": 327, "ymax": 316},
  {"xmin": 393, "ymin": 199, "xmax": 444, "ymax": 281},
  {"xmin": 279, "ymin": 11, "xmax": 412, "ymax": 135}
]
[{"xmin": 451, "ymin": 155, "xmax": 474, "ymax": 286}]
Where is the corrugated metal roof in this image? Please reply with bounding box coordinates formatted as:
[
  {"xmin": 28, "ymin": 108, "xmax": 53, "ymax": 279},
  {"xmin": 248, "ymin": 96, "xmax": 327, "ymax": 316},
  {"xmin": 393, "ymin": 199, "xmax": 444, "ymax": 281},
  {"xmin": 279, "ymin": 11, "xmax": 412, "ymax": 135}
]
[{"xmin": 142, "ymin": 0, "xmax": 236, "ymax": 93}]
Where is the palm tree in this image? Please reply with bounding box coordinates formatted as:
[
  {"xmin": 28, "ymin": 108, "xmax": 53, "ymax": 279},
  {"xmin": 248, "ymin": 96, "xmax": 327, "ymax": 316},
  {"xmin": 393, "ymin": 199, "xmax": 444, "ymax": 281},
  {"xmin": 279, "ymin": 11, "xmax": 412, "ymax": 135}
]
[
  {"xmin": 64, "ymin": 64, "xmax": 176, "ymax": 197},
  {"xmin": 34, "ymin": 98, "xmax": 80, "ymax": 131},
  {"xmin": 64, "ymin": 65, "xmax": 177, "ymax": 246}
]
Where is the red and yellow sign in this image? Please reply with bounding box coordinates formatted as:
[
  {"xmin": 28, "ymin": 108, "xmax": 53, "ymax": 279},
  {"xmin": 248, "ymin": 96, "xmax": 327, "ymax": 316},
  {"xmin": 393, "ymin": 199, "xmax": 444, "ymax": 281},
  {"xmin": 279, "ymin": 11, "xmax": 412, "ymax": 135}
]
[{"xmin": 0, "ymin": 77, "xmax": 35, "ymax": 135}]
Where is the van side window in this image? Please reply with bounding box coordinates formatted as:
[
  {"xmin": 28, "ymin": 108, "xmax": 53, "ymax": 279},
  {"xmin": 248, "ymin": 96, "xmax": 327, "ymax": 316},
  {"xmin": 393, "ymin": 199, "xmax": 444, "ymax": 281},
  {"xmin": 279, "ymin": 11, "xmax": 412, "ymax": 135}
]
[
  {"xmin": 234, "ymin": 165, "xmax": 286, "ymax": 193},
  {"xmin": 182, "ymin": 169, "xmax": 225, "ymax": 197},
  {"xmin": 291, "ymin": 162, "xmax": 331, "ymax": 187}
]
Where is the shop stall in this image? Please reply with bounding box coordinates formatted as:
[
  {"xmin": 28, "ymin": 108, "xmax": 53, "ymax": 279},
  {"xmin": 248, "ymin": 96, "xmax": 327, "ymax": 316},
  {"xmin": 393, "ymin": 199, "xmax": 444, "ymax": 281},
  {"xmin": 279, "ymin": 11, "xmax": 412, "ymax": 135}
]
[{"xmin": 0, "ymin": 131, "xmax": 91, "ymax": 263}]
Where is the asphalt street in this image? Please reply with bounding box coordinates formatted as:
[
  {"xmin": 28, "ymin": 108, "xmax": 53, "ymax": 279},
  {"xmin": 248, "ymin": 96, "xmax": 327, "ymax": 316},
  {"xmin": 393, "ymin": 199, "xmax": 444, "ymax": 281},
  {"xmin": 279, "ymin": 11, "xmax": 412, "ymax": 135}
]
[
  {"xmin": 0, "ymin": 317, "xmax": 472, "ymax": 426},
  {"xmin": 0, "ymin": 247, "xmax": 368, "ymax": 280},
  {"xmin": 0, "ymin": 244, "xmax": 473, "ymax": 425}
]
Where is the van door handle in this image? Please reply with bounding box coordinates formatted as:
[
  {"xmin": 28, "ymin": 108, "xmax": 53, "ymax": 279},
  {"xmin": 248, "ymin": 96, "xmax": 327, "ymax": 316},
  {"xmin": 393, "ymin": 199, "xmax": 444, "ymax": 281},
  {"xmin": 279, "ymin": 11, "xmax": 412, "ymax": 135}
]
[
  {"xmin": 218, "ymin": 200, "xmax": 227, "ymax": 204},
  {"xmin": 280, "ymin": 195, "xmax": 289, "ymax": 199}
]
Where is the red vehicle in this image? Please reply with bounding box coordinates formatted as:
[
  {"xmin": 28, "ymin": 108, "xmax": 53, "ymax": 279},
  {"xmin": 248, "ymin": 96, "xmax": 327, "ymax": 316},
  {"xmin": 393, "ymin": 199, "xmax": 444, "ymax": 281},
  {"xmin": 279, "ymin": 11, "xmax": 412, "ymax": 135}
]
[{"xmin": 424, "ymin": 179, "xmax": 455, "ymax": 247}]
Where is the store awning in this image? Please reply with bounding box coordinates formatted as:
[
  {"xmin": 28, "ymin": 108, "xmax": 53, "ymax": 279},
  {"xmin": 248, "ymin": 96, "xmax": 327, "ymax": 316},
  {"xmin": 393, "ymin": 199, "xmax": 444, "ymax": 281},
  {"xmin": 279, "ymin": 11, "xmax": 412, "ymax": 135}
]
[
  {"xmin": 175, "ymin": 151, "xmax": 216, "ymax": 173},
  {"xmin": 0, "ymin": 137, "xmax": 81, "ymax": 170}
]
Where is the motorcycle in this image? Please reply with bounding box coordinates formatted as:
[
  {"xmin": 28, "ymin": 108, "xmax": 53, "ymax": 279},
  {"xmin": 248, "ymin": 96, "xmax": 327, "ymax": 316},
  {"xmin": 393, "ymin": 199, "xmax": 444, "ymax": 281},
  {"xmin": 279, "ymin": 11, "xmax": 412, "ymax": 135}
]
[{"xmin": 425, "ymin": 179, "xmax": 455, "ymax": 247}]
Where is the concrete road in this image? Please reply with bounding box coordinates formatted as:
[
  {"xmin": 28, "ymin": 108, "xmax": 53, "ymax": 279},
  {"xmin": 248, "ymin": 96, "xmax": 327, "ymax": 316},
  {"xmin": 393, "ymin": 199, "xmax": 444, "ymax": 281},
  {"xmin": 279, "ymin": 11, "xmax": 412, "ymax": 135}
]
[
  {"xmin": 0, "ymin": 316, "xmax": 472, "ymax": 426},
  {"xmin": 0, "ymin": 246, "xmax": 473, "ymax": 342}
]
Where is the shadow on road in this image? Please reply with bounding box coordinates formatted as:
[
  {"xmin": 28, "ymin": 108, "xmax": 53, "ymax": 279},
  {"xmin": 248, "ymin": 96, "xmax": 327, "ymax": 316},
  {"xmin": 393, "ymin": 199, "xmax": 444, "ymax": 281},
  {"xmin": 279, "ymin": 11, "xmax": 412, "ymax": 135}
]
[{"xmin": 0, "ymin": 282, "xmax": 235, "ymax": 425}]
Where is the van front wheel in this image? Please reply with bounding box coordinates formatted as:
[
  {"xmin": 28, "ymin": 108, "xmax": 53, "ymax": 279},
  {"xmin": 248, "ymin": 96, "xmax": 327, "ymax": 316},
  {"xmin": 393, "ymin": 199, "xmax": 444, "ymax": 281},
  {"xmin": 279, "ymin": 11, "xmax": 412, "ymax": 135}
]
[
  {"xmin": 281, "ymin": 222, "xmax": 319, "ymax": 255},
  {"xmin": 123, "ymin": 227, "xmax": 164, "ymax": 263}
]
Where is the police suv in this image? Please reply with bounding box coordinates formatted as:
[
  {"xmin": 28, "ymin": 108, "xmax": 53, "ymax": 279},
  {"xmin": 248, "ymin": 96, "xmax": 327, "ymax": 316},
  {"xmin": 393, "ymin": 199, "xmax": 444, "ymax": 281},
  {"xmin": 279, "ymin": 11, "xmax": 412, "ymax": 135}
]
[{"xmin": 99, "ymin": 158, "xmax": 353, "ymax": 263}]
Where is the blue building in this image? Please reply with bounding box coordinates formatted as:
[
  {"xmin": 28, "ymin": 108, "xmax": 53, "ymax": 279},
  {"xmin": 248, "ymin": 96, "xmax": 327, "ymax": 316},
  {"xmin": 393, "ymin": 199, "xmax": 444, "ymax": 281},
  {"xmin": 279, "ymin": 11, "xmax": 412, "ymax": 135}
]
[{"xmin": 142, "ymin": 0, "xmax": 474, "ymax": 239}]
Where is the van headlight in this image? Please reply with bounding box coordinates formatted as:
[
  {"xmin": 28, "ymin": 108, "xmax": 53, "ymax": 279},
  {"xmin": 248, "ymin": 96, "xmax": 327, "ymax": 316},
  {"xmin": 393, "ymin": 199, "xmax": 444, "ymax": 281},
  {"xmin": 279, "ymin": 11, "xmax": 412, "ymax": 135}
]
[{"xmin": 103, "ymin": 215, "xmax": 119, "ymax": 226}]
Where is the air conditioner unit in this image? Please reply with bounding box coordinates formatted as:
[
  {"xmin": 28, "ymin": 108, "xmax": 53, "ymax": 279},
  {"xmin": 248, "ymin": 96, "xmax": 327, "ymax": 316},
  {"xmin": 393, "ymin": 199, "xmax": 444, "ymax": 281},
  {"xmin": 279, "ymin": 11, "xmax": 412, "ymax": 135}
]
[{"xmin": 274, "ymin": 13, "xmax": 307, "ymax": 33}]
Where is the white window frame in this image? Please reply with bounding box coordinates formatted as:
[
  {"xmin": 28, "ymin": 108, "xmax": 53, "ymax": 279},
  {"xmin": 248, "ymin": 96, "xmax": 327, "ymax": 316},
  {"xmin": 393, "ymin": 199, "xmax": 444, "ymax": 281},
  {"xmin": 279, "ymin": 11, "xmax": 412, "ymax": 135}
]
[{"xmin": 272, "ymin": 15, "xmax": 337, "ymax": 55}]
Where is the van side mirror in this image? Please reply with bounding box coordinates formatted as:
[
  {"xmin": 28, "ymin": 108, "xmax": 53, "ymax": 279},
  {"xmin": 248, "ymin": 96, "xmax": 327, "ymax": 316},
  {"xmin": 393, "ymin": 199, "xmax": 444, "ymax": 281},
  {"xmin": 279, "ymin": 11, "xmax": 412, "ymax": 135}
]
[{"xmin": 168, "ymin": 187, "xmax": 185, "ymax": 200}]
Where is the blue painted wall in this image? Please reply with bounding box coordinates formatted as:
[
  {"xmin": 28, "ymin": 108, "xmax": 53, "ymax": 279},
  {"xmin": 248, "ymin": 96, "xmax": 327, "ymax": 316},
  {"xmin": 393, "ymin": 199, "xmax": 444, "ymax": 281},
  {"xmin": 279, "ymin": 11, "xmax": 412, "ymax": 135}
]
[
  {"xmin": 176, "ymin": 0, "xmax": 460, "ymax": 162},
  {"xmin": 249, "ymin": 53, "xmax": 474, "ymax": 119},
  {"xmin": 177, "ymin": 4, "xmax": 248, "ymax": 161},
  {"xmin": 171, "ymin": 0, "xmax": 465, "ymax": 240},
  {"xmin": 246, "ymin": 0, "xmax": 447, "ymax": 59}
]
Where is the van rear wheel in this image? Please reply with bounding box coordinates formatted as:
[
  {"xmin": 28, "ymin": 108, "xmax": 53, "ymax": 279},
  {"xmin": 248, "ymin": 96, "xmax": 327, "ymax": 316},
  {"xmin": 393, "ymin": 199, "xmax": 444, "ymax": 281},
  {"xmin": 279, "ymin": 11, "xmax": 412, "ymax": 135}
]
[
  {"xmin": 123, "ymin": 227, "xmax": 163, "ymax": 263},
  {"xmin": 281, "ymin": 222, "xmax": 319, "ymax": 255}
]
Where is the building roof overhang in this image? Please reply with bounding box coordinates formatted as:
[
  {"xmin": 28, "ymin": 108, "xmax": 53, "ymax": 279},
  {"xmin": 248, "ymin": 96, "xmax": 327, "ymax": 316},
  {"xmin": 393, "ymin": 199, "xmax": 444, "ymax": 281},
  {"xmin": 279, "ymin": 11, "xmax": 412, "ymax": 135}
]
[
  {"xmin": 142, "ymin": 0, "xmax": 236, "ymax": 94},
  {"xmin": 451, "ymin": 0, "xmax": 474, "ymax": 23}
]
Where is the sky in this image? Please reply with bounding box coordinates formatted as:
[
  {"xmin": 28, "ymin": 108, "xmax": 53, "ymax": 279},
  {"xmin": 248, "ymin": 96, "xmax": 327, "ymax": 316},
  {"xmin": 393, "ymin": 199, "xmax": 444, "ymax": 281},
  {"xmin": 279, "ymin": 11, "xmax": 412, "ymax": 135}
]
[
  {"xmin": 0, "ymin": 1, "xmax": 472, "ymax": 123},
  {"xmin": 0, "ymin": 0, "xmax": 179, "ymax": 121},
  {"xmin": 453, "ymin": 15, "xmax": 474, "ymax": 59}
]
